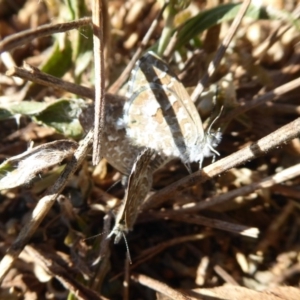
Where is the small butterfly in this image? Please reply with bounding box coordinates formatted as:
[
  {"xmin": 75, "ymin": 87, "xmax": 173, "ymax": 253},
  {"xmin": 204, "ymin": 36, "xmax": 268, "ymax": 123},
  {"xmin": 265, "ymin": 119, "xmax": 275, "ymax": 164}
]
[
  {"xmin": 123, "ymin": 51, "xmax": 220, "ymax": 172},
  {"xmin": 107, "ymin": 147, "xmax": 154, "ymax": 244}
]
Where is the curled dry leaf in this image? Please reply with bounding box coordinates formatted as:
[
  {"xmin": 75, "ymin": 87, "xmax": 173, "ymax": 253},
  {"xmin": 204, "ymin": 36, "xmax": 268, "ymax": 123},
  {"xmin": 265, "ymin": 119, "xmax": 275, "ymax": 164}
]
[{"xmin": 0, "ymin": 140, "xmax": 77, "ymax": 190}]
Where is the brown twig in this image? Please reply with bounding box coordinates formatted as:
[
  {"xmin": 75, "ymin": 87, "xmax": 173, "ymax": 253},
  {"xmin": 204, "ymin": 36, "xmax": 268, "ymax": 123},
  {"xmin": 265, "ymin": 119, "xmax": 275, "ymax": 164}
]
[
  {"xmin": 162, "ymin": 30, "xmax": 178, "ymax": 61},
  {"xmin": 90, "ymin": 214, "xmax": 112, "ymax": 291},
  {"xmin": 131, "ymin": 273, "xmax": 197, "ymax": 300},
  {"xmin": 144, "ymin": 117, "xmax": 300, "ymax": 210},
  {"xmin": 255, "ymin": 201, "xmax": 296, "ymax": 255},
  {"xmin": 214, "ymin": 265, "xmax": 240, "ymax": 285},
  {"xmin": 221, "ymin": 77, "xmax": 300, "ymax": 124},
  {"xmin": 6, "ymin": 63, "xmax": 95, "ymax": 99},
  {"xmin": 91, "ymin": 0, "xmax": 106, "ymax": 166},
  {"xmin": 264, "ymin": 103, "xmax": 300, "ymax": 115},
  {"xmin": 191, "ymin": 0, "xmax": 251, "ymax": 101},
  {"xmin": 273, "ymin": 262, "xmax": 300, "ymax": 284},
  {"xmin": 271, "ymin": 184, "xmax": 300, "ymax": 200},
  {"xmin": 124, "ymin": 257, "xmax": 130, "ymax": 300},
  {"xmin": 253, "ymin": 6, "xmax": 300, "ymax": 60},
  {"xmin": 24, "ymin": 245, "xmax": 103, "ymax": 300},
  {"xmin": 110, "ymin": 233, "xmax": 211, "ymax": 282},
  {"xmin": 0, "ymin": 17, "xmax": 92, "ymax": 54},
  {"xmin": 0, "ymin": 130, "xmax": 94, "ymax": 283},
  {"xmin": 170, "ymin": 163, "xmax": 300, "ymax": 213},
  {"xmin": 152, "ymin": 212, "xmax": 259, "ymax": 238},
  {"xmin": 107, "ymin": 1, "xmax": 169, "ymax": 94}
]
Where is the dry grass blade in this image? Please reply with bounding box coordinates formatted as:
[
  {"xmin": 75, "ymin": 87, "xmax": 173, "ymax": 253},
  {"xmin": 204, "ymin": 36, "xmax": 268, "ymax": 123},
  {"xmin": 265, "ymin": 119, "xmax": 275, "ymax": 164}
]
[
  {"xmin": 221, "ymin": 77, "xmax": 300, "ymax": 124},
  {"xmin": 191, "ymin": 0, "xmax": 252, "ymax": 101},
  {"xmin": 152, "ymin": 212, "xmax": 259, "ymax": 238},
  {"xmin": 90, "ymin": 214, "xmax": 112, "ymax": 292},
  {"xmin": 174, "ymin": 162, "xmax": 300, "ymax": 213},
  {"xmin": 23, "ymin": 245, "xmax": 103, "ymax": 300},
  {"xmin": 0, "ymin": 17, "xmax": 91, "ymax": 53},
  {"xmin": 110, "ymin": 233, "xmax": 211, "ymax": 282},
  {"xmin": 6, "ymin": 63, "xmax": 95, "ymax": 99},
  {"xmin": 255, "ymin": 201, "xmax": 297, "ymax": 255},
  {"xmin": 190, "ymin": 286, "xmax": 300, "ymax": 300},
  {"xmin": 108, "ymin": 1, "xmax": 169, "ymax": 94},
  {"xmin": 92, "ymin": 0, "xmax": 106, "ymax": 166},
  {"xmin": 131, "ymin": 273, "xmax": 196, "ymax": 300}
]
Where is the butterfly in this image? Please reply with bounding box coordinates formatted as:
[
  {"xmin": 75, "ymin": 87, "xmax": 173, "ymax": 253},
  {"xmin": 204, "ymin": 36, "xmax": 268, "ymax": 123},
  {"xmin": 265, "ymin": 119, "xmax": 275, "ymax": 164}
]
[
  {"xmin": 107, "ymin": 147, "xmax": 154, "ymax": 244},
  {"xmin": 122, "ymin": 51, "xmax": 220, "ymax": 172}
]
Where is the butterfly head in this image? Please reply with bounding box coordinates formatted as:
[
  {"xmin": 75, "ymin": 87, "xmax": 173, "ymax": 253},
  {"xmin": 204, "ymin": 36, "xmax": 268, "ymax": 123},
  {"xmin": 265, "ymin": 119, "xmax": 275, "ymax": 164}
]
[
  {"xmin": 107, "ymin": 223, "xmax": 127, "ymax": 244},
  {"xmin": 187, "ymin": 130, "xmax": 222, "ymax": 169}
]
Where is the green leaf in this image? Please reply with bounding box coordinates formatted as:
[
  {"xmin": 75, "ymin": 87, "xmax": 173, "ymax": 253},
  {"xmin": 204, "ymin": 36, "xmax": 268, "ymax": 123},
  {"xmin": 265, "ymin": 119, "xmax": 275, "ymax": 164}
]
[
  {"xmin": 0, "ymin": 102, "xmax": 48, "ymax": 119},
  {"xmin": 25, "ymin": 39, "xmax": 73, "ymax": 98},
  {"xmin": 0, "ymin": 101, "xmax": 48, "ymax": 122},
  {"xmin": 0, "ymin": 99, "xmax": 86, "ymax": 138},
  {"xmin": 65, "ymin": 0, "xmax": 93, "ymax": 81},
  {"xmin": 174, "ymin": 3, "xmax": 299, "ymax": 49},
  {"xmin": 176, "ymin": 3, "xmax": 269, "ymax": 48},
  {"xmin": 33, "ymin": 99, "xmax": 86, "ymax": 138},
  {"xmin": 42, "ymin": 39, "xmax": 73, "ymax": 78}
]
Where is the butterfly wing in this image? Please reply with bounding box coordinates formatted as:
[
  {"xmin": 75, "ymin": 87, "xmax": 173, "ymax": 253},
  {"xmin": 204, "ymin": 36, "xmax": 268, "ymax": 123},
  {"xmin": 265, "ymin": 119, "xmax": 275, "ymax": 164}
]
[
  {"xmin": 108, "ymin": 148, "xmax": 153, "ymax": 243},
  {"xmin": 123, "ymin": 52, "xmax": 205, "ymax": 166}
]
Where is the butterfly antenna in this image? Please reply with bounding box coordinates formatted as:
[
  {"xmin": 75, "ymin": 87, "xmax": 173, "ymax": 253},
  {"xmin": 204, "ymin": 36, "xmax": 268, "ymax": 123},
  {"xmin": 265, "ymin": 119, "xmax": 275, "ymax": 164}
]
[
  {"xmin": 82, "ymin": 231, "xmax": 106, "ymax": 241},
  {"xmin": 122, "ymin": 232, "xmax": 132, "ymax": 264},
  {"xmin": 207, "ymin": 106, "xmax": 224, "ymax": 135},
  {"xmin": 183, "ymin": 161, "xmax": 192, "ymax": 174},
  {"xmin": 106, "ymin": 179, "xmax": 121, "ymax": 193}
]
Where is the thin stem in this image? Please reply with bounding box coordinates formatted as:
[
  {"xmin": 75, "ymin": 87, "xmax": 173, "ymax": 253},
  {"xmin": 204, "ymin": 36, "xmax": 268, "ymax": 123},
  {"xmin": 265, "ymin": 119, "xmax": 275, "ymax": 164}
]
[
  {"xmin": 191, "ymin": 0, "xmax": 251, "ymax": 101},
  {"xmin": 91, "ymin": 0, "xmax": 106, "ymax": 166},
  {"xmin": 0, "ymin": 17, "xmax": 91, "ymax": 53},
  {"xmin": 108, "ymin": 1, "xmax": 169, "ymax": 94}
]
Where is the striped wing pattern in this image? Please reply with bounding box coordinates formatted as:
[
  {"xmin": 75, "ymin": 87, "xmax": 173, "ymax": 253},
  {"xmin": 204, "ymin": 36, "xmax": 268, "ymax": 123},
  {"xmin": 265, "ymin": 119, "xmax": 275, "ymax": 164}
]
[{"xmin": 123, "ymin": 52, "xmax": 205, "ymax": 168}]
